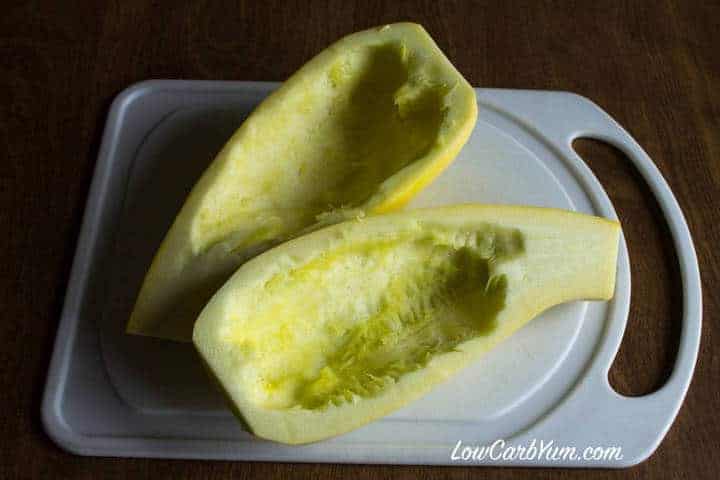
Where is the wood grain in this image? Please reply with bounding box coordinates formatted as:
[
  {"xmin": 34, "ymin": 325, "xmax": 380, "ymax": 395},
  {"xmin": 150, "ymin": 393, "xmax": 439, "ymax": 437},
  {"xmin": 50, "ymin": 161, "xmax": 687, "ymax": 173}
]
[{"xmin": 1, "ymin": 0, "xmax": 718, "ymax": 478}]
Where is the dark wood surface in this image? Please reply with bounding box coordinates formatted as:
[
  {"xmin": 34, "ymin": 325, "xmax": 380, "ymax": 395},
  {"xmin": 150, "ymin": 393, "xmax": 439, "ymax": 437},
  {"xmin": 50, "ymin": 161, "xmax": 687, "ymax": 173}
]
[{"xmin": 2, "ymin": 1, "xmax": 718, "ymax": 478}]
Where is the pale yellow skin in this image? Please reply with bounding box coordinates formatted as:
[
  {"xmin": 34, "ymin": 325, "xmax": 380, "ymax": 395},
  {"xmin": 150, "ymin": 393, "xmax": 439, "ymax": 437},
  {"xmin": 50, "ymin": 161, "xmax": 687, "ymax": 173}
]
[
  {"xmin": 127, "ymin": 23, "xmax": 478, "ymax": 341},
  {"xmin": 193, "ymin": 205, "xmax": 620, "ymax": 445}
]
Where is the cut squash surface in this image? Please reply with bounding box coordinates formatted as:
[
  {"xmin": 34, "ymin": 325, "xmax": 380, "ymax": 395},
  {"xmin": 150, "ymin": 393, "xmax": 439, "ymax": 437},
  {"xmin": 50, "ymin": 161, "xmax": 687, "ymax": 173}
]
[
  {"xmin": 193, "ymin": 205, "xmax": 620, "ymax": 444},
  {"xmin": 128, "ymin": 23, "xmax": 477, "ymax": 341}
]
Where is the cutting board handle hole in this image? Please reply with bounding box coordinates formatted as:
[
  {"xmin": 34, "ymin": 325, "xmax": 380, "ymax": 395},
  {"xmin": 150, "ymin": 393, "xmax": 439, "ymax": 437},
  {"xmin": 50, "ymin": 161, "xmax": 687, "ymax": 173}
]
[{"xmin": 572, "ymin": 137, "xmax": 682, "ymax": 396}]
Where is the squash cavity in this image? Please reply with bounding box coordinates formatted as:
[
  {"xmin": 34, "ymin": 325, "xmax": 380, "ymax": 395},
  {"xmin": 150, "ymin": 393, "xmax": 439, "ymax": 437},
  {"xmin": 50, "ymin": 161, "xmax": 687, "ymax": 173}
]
[{"xmin": 224, "ymin": 225, "xmax": 524, "ymax": 410}]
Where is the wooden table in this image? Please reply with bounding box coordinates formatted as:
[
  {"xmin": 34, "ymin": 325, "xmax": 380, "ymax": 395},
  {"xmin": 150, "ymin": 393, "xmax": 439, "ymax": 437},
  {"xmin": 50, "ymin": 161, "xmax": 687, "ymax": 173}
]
[{"xmin": 2, "ymin": 1, "xmax": 717, "ymax": 478}]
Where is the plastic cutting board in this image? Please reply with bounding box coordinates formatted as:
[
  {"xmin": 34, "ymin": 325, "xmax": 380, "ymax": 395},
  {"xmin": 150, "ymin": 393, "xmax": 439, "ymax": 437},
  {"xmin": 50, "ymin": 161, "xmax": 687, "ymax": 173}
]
[{"xmin": 41, "ymin": 81, "xmax": 701, "ymax": 467}]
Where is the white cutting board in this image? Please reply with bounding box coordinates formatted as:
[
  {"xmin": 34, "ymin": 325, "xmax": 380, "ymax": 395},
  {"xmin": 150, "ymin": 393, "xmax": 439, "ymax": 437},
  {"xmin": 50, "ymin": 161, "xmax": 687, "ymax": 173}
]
[{"xmin": 41, "ymin": 81, "xmax": 701, "ymax": 467}]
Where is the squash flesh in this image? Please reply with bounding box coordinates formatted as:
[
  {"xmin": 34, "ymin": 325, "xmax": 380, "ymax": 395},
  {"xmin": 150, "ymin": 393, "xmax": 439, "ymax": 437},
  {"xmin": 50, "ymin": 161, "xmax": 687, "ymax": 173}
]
[
  {"xmin": 193, "ymin": 205, "xmax": 620, "ymax": 444},
  {"xmin": 193, "ymin": 42, "xmax": 448, "ymax": 253},
  {"xmin": 127, "ymin": 23, "xmax": 477, "ymax": 341}
]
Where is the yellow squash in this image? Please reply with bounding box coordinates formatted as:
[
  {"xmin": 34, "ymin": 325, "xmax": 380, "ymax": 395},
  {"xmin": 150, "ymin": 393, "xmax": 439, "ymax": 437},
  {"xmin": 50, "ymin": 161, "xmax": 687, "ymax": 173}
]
[
  {"xmin": 128, "ymin": 23, "xmax": 478, "ymax": 341},
  {"xmin": 193, "ymin": 205, "xmax": 620, "ymax": 444}
]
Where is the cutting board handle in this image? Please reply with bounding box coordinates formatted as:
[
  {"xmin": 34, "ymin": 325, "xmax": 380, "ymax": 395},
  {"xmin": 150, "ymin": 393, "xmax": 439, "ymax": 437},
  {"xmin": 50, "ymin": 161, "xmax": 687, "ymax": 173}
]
[{"xmin": 503, "ymin": 92, "xmax": 702, "ymax": 467}]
